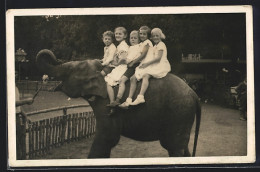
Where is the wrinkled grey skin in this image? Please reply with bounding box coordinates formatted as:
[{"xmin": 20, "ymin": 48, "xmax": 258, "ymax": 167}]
[{"xmin": 36, "ymin": 49, "xmax": 201, "ymax": 158}]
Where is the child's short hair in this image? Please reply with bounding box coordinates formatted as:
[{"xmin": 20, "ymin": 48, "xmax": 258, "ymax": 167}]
[
  {"xmin": 139, "ymin": 26, "xmax": 151, "ymax": 38},
  {"xmin": 114, "ymin": 27, "xmax": 128, "ymax": 38},
  {"xmin": 151, "ymin": 28, "xmax": 166, "ymax": 39},
  {"xmin": 130, "ymin": 30, "xmax": 139, "ymax": 37},
  {"xmin": 103, "ymin": 30, "xmax": 114, "ymax": 39}
]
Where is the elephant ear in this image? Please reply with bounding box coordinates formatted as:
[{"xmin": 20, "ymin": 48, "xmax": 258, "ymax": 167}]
[{"xmin": 81, "ymin": 72, "xmax": 107, "ymax": 98}]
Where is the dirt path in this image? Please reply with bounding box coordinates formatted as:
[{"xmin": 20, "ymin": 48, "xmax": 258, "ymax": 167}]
[{"xmin": 37, "ymin": 102, "xmax": 246, "ymax": 159}]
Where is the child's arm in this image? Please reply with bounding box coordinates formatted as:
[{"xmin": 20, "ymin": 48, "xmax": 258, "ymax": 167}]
[
  {"xmin": 112, "ymin": 51, "xmax": 127, "ymax": 66},
  {"xmin": 117, "ymin": 57, "xmax": 127, "ymax": 65},
  {"xmin": 110, "ymin": 53, "xmax": 119, "ymax": 66},
  {"xmin": 128, "ymin": 44, "xmax": 149, "ymax": 67},
  {"xmin": 16, "ymin": 98, "xmax": 34, "ymax": 107},
  {"xmin": 139, "ymin": 50, "xmax": 163, "ymax": 69}
]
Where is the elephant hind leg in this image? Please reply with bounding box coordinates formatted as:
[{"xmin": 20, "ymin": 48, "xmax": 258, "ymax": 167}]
[
  {"xmin": 167, "ymin": 146, "xmax": 190, "ymax": 157},
  {"xmin": 167, "ymin": 149, "xmax": 185, "ymax": 157},
  {"xmin": 160, "ymin": 133, "xmax": 191, "ymax": 157},
  {"xmin": 184, "ymin": 146, "xmax": 191, "ymax": 157}
]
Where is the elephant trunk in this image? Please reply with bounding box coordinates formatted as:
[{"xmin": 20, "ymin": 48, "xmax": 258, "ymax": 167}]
[{"xmin": 36, "ymin": 49, "xmax": 68, "ymax": 80}]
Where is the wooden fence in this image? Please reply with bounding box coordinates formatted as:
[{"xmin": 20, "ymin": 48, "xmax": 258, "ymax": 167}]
[{"xmin": 17, "ymin": 105, "xmax": 96, "ymax": 160}]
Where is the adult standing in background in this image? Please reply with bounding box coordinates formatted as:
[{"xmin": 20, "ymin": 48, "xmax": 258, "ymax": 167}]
[{"xmin": 235, "ymin": 77, "xmax": 247, "ymax": 121}]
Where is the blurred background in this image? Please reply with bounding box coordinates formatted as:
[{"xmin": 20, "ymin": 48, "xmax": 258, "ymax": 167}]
[{"xmin": 14, "ymin": 13, "xmax": 246, "ymax": 106}]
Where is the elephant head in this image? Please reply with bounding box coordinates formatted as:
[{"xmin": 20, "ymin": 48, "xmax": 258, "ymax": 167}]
[{"xmin": 36, "ymin": 49, "xmax": 107, "ymax": 98}]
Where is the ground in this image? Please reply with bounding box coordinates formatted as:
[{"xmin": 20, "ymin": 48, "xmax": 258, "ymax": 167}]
[{"xmin": 20, "ymin": 90, "xmax": 247, "ymax": 159}]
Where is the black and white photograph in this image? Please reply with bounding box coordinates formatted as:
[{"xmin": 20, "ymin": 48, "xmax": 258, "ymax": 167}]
[{"xmin": 6, "ymin": 6, "xmax": 255, "ymax": 167}]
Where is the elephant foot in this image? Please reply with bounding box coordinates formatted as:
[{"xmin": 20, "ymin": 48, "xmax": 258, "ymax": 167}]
[
  {"xmin": 184, "ymin": 147, "xmax": 191, "ymax": 157},
  {"xmin": 167, "ymin": 147, "xmax": 191, "ymax": 157},
  {"xmin": 168, "ymin": 149, "xmax": 185, "ymax": 157},
  {"xmin": 88, "ymin": 149, "xmax": 111, "ymax": 158}
]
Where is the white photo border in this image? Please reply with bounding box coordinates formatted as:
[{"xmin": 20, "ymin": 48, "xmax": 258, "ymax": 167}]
[{"xmin": 6, "ymin": 6, "xmax": 255, "ymax": 167}]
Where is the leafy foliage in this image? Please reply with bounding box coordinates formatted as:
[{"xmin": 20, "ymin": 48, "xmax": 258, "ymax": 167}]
[{"xmin": 15, "ymin": 14, "xmax": 246, "ymax": 64}]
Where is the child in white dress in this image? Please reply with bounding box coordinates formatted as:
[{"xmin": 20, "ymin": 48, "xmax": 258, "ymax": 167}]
[
  {"xmin": 100, "ymin": 31, "xmax": 117, "ymax": 76},
  {"xmin": 119, "ymin": 26, "xmax": 153, "ymax": 109},
  {"xmin": 105, "ymin": 30, "xmax": 142, "ymax": 107},
  {"xmin": 130, "ymin": 28, "xmax": 171, "ymax": 106},
  {"xmin": 105, "ymin": 27, "xmax": 129, "ymax": 107}
]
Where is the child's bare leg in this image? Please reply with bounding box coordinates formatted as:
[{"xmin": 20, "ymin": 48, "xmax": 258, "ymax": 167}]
[
  {"xmin": 131, "ymin": 74, "xmax": 151, "ymax": 105},
  {"xmin": 118, "ymin": 75, "xmax": 136, "ymax": 109},
  {"xmin": 117, "ymin": 76, "xmax": 128, "ymax": 100},
  {"xmin": 129, "ymin": 75, "xmax": 137, "ymax": 99},
  {"xmin": 108, "ymin": 76, "xmax": 128, "ymax": 107},
  {"xmin": 106, "ymin": 84, "xmax": 115, "ymax": 105},
  {"xmin": 139, "ymin": 74, "xmax": 151, "ymax": 96}
]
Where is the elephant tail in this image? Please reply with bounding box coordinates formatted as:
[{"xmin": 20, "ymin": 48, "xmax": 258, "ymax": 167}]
[{"xmin": 192, "ymin": 97, "xmax": 201, "ymax": 157}]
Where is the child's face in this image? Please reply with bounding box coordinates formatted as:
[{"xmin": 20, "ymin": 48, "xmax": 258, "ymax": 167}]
[
  {"xmin": 139, "ymin": 30, "xmax": 148, "ymax": 42},
  {"xmin": 103, "ymin": 36, "xmax": 113, "ymax": 46},
  {"xmin": 151, "ymin": 32, "xmax": 161, "ymax": 44},
  {"xmin": 130, "ymin": 34, "xmax": 139, "ymax": 46},
  {"xmin": 115, "ymin": 29, "xmax": 126, "ymax": 42}
]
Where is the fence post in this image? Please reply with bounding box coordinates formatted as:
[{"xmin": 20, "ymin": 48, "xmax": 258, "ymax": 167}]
[
  {"xmin": 35, "ymin": 121, "xmax": 39, "ymax": 157},
  {"xmin": 85, "ymin": 112, "xmax": 88, "ymax": 138},
  {"xmin": 42, "ymin": 120, "xmax": 46, "ymax": 155},
  {"xmin": 46, "ymin": 119, "xmax": 50, "ymax": 154},
  {"xmin": 75, "ymin": 113, "xmax": 79, "ymax": 141},
  {"xmin": 50, "ymin": 118, "xmax": 54, "ymax": 148},
  {"xmin": 28, "ymin": 121, "xmax": 33, "ymax": 159},
  {"xmin": 61, "ymin": 108, "xmax": 67, "ymax": 145},
  {"xmin": 72, "ymin": 114, "xmax": 76, "ymax": 141},
  {"xmin": 59, "ymin": 116, "xmax": 63, "ymax": 146},
  {"xmin": 16, "ymin": 113, "xmax": 27, "ymax": 160},
  {"xmin": 39, "ymin": 120, "xmax": 43, "ymax": 156},
  {"xmin": 79, "ymin": 113, "xmax": 83, "ymax": 139},
  {"xmin": 31, "ymin": 122, "xmax": 35, "ymax": 159},
  {"xmin": 67, "ymin": 114, "xmax": 72, "ymax": 143}
]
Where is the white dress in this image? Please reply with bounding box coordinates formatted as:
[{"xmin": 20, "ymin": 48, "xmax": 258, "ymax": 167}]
[
  {"xmin": 105, "ymin": 41, "xmax": 144, "ymax": 87},
  {"xmin": 114, "ymin": 40, "xmax": 129, "ymax": 61},
  {"xmin": 139, "ymin": 39, "xmax": 153, "ymax": 64},
  {"xmin": 135, "ymin": 41, "xmax": 171, "ymax": 80}
]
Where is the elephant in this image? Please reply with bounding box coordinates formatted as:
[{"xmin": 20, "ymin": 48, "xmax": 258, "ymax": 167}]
[{"xmin": 36, "ymin": 49, "xmax": 201, "ymax": 158}]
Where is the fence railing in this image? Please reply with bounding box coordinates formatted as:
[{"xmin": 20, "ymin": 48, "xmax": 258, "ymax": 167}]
[
  {"xmin": 17, "ymin": 104, "xmax": 96, "ymax": 160},
  {"xmin": 16, "ymin": 80, "xmax": 61, "ymax": 98}
]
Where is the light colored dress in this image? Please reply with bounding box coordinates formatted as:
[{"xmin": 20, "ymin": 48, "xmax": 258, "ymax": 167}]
[
  {"xmin": 102, "ymin": 43, "xmax": 116, "ymax": 65},
  {"xmin": 139, "ymin": 39, "xmax": 153, "ymax": 64},
  {"xmin": 105, "ymin": 44, "xmax": 141, "ymax": 86},
  {"xmin": 135, "ymin": 41, "xmax": 171, "ymax": 80},
  {"xmin": 114, "ymin": 40, "xmax": 129, "ymax": 62}
]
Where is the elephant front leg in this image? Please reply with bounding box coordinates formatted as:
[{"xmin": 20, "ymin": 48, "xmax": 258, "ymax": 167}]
[
  {"xmin": 88, "ymin": 138, "xmax": 112, "ymax": 158},
  {"xmin": 88, "ymin": 133, "xmax": 120, "ymax": 158}
]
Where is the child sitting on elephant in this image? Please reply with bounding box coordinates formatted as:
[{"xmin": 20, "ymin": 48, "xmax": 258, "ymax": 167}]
[
  {"xmin": 121, "ymin": 28, "xmax": 171, "ymax": 107},
  {"xmin": 100, "ymin": 30, "xmax": 117, "ymax": 76},
  {"xmin": 119, "ymin": 26, "xmax": 153, "ymax": 108},
  {"xmin": 105, "ymin": 30, "xmax": 141, "ymax": 107}
]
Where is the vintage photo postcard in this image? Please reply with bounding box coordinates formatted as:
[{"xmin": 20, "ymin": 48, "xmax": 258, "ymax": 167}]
[{"xmin": 6, "ymin": 6, "xmax": 255, "ymax": 167}]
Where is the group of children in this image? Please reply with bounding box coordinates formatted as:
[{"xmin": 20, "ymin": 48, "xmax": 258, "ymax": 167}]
[{"xmin": 99, "ymin": 26, "xmax": 171, "ymax": 112}]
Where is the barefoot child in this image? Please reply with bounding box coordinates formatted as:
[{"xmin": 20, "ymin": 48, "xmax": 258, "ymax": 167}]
[
  {"xmin": 124, "ymin": 28, "xmax": 171, "ymax": 106},
  {"xmin": 100, "ymin": 31, "xmax": 117, "ymax": 76},
  {"xmin": 104, "ymin": 27, "xmax": 129, "ymax": 107},
  {"xmin": 119, "ymin": 26, "xmax": 153, "ymax": 108}
]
